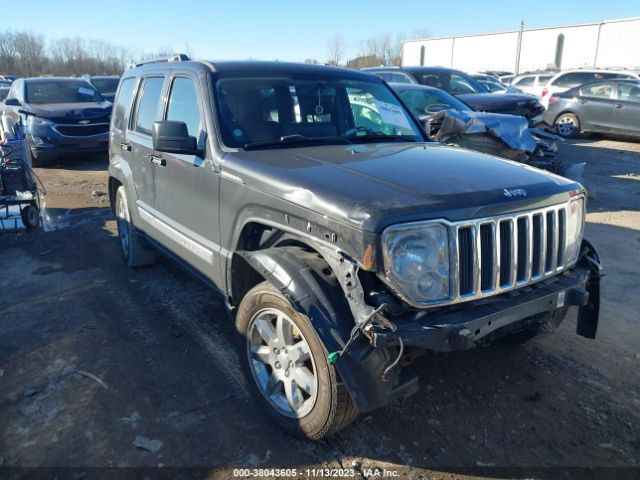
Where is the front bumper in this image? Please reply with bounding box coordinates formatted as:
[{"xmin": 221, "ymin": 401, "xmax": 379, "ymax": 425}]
[
  {"xmin": 371, "ymin": 262, "xmax": 598, "ymax": 352},
  {"xmin": 27, "ymin": 125, "xmax": 109, "ymax": 160}
]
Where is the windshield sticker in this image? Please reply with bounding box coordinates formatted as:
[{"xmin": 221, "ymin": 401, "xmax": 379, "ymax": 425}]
[
  {"xmin": 374, "ymin": 100, "xmax": 411, "ymax": 129},
  {"xmin": 78, "ymin": 87, "xmax": 95, "ymax": 96}
]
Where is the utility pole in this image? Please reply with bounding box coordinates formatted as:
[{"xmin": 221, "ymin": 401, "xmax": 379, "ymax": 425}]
[{"xmin": 514, "ymin": 20, "xmax": 524, "ymax": 74}]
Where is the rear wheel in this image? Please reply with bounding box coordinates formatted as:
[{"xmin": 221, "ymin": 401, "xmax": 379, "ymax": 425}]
[
  {"xmin": 555, "ymin": 113, "xmax": 580, "ymax": 138},
  {"xmin": 115, "ymin": 186, "xmax": 156, "ymax": 267},
  {"xmin": 236, "ymin": 281, "xmax": 358, "ymax": 439}
]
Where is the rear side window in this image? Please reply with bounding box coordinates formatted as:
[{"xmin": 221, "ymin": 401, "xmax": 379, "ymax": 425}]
[
  {"xmin": 133, "ymin": 77, "xmax": 165, "ymax": 135},
  {"xmin": 165, "ymin": 77, "xmax": 202, "ymax": 137},
  {"xmin": 579, "ymin": 82, "xmax": 614, "ymax": 99},
  {"xmin": 537, "ymin": 74, "xmax": 553, "ymax": 84},
  {"xmin": 514, "ymin": 76, "xmax": 535, "ymax": 86},
  {"xmin": 390, "ymin": 73, "xmax": 412, "ymax": 84},
  {"xmin": 112, "ymin": 78, "xmax": 136, "ymax": 131}
]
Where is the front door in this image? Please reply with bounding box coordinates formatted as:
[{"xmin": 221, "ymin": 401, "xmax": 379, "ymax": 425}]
[{"xmin": 612, "ymin": 82, "xmax": 640, "ymax": 136}]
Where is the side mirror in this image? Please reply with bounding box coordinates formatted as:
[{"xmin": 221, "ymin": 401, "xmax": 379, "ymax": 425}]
[
  {"xmin": 4, "ymin": 98, "xmax": 21, "ymax": 107},
  {"xmin": 152, "ymin": 121, "xmax": 199, "ymax": 155}
]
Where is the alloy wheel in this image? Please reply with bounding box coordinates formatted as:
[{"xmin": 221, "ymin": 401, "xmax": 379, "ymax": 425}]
[{"xmin": 246, "ymin": 308, "xmax": 318, "ymax": 418}]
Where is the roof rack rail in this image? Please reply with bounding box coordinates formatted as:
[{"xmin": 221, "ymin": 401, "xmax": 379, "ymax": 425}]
[{"xmin": 127, "ymin": 53, "xmax": 191, "ymax": 69}]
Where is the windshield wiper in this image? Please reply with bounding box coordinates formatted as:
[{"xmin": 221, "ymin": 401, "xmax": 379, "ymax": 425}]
[
  {"xmin": 244, "ymin": 134, "xmax": 351, "ymax": 150},
  {"xmin": 346, "ymin": 134, "xmax": 419, "ymax": 143}
]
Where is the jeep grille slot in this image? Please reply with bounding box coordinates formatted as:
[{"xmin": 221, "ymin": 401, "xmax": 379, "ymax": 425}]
[
  {"xmin": 458, "ymin": 227, "xmax": 474, "ymax": 295},
  {"xmin": 516, "ymin": 217, "xmax": 529, "ymax": 282},
  {"xmin": 452, "ymin": 202, "xmax": 572, "ymax": 304},
  {"xmin": 480, "ymin": 223, "xmax": 494, "ymax": 291},
  {"xmin": 499, "ymin": 220, "xmax": 512, "ymax": 286}
]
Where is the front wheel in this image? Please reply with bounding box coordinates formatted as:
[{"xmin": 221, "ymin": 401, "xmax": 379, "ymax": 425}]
[
  {"xmin": 236, "ymin": 281, "xmax": 358, "ymax": 439},
  {"xmin": 554, "ymin": 113, "xmax": 580, "ymax": 138}
]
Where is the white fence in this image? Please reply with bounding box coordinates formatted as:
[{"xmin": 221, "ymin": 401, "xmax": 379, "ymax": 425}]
[{"xmin": 402, "ymin": 17, "xmax": 640, "ymax": 73}]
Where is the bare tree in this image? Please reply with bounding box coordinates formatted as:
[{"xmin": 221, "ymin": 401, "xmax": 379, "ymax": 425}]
[
  {"xmin": 327, "ymin": 34, "xmax": 345, "ymax": 66},
  {"xmin": 13, "ymin": 32, "xmax": 46, "ymax": 76},
  {"xmin": 0, "ymin": 31, "xmax": 18, "ymax": 75},
  {"xmin": 348, "ymin": 28, "xmax": 431, "ymax": 68}
]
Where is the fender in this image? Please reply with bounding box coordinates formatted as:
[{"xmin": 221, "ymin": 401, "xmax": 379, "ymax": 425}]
[
  {"xmin": 108, "ymin": 156, "xmax": 142, "ymax": 225},
  {"xmin": 576, "ymin": 239, "xmax": 602, "ymax": 339},
  {"xmin": 238, "ymin": 247, "xmax": 418, "ymax": 412}
]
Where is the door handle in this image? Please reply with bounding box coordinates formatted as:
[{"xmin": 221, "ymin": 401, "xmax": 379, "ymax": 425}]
[
  {"xmin": 120, "ymin": 142, "xmax": 131, "ymax": 152},
  {"xmin": 615, "ymin": 103, "xmax": 624, "ymax": 109},
  {"xmin": 150, "ymin": 155, "xmax": 166, "ymax": 167},
  {"xmin": 579, "ymin": 99, "xmax": 588, "ymax": 104}
]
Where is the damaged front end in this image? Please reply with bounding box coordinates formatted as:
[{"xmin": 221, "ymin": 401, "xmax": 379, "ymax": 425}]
[
  {"xmin": 428, "ymin": 110, "xmax": 585, "ymax": 183},
  {"xmin": 367, "ymin": 240, "xmax": 602, "ymax": 352}
]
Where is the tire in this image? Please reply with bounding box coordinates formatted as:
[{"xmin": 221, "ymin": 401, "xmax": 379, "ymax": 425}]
[
  {"xmin": 21, "ymin": 204, "xmax": 39, "ymax": 229},
  {"xmin": 554, "ymin": 113, "xmax": 580, "ymax": 138},
  {"xmin": 236, "ymin": 281, "xmax": 358, "ymax": 440},
  {"xmin": 115, "ymin": 185, "xmax": 156, "ymax": 267}
]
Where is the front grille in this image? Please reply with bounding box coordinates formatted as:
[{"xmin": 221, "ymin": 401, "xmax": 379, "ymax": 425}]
[
  {"xmin": 54, "ymin": 123, "xmax": 109, "ymax": 137},
  {"xmin": 454, "ymin": 202, "xmax": 571, "ymax": 300}
]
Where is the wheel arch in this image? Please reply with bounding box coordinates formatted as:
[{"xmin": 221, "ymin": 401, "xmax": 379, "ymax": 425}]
[{"xmin": 234, "ymin": 244, "xmax": 417, "ymax": 412}]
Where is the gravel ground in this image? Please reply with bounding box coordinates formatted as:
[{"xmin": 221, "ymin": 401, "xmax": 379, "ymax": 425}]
[{"xmin": 0, "ymin": 139, "xmax": 639, "ymax": 480}]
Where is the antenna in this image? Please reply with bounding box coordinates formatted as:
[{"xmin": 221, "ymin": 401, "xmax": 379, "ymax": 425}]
[{"xmin": 185, "ymin": 41, "xmax": 192, "ymax": 59}]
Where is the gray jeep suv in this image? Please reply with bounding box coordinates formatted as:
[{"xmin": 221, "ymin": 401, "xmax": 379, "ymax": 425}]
[{"xmin": 108, "ymin": 56, "xmax": 601, "ymax": 440}]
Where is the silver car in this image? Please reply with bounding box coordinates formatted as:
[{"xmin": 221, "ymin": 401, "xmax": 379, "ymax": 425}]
[{"xmin": 543, "ymin": 79, "xmax": 640, "ymax": 138}]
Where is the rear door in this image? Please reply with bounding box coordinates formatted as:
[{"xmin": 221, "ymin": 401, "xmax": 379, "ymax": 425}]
[
  {"xmin": 576, "ymin": 82, "xmax": 616, "ymax": 132},
  {"xmin": 126, "ymin": 75, "xmax": 166, "ymax": 216},
  {"xmin": 152, "ymin": 73, "xmax": 221, "ymax": 279},
  {"xmin": 612, "ymin": 82, "xmax": 640, "ymax": 136}
]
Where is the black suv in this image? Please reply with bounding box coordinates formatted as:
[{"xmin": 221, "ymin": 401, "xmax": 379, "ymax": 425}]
[
  {"xmin": 365, "ymin": 66, "xmax": 544, "ymax": 120},
  {"xmin": 2, "ymin": 77, "xmax": 112, "ymax": 164},
  {"xmin": 108, "ymin": 56, "xmax": 601, "ymax": 440}
]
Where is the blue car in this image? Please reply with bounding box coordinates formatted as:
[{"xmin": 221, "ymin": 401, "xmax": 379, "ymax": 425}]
[
  {"xmin": 85, "ymin": 76, "xmax": 120, "ymax": 102},
  {"xmin": 1, "ymin": 77, "xmax": 112, "ymax": 164}
]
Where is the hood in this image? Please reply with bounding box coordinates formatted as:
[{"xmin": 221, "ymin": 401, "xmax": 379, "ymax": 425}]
[
  {"xmin": 456, "ymin": 93, "xmax": 544, "ymax": 119},
  {"xmin": 224, "ymin": 142, "xmax": 581, "ymax": 232},
  {"xmin": 24, "ymin": 101, "xmax": 112, "ymax": 122}
]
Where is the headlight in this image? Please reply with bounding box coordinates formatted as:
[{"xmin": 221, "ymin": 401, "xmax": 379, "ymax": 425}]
[
  {"xmin": 564, "ymin": 197, "xmax": 584, "ymax": 264},
  {"xmin": 382, "ymin": 222, "xmax": 450, "ymax": 304},
  {"xmin": 25, "ymin": 116, "xmax": 53, "ymax": 127}
]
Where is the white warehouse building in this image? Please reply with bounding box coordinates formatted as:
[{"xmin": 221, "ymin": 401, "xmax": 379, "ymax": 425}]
[{"xmin": 402, "ymin": 17, "xmax": 640, "ymax": 73}]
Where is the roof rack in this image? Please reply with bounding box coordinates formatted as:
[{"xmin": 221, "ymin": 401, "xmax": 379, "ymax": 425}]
[{"xmin": 127, "ymin": 53, "xmax": 190, "ymax": 69}]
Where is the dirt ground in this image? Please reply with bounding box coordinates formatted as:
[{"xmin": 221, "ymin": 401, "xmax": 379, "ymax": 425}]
[{"xmin": 1, "ymin": 138, "xmax": 639, "ymax": 480}]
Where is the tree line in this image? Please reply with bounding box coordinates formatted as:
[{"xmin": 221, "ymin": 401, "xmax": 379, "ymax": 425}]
[
  {"xmin": 325, "ymin": 29, "xmax": 431, "ymax": 69},
  {"xmin": 0, "ymin": 28, "xmax": 431, "ymax": 78},
  {"xmin": 0, "ymin": 30, "xmax": 175, "ymax": 77}
]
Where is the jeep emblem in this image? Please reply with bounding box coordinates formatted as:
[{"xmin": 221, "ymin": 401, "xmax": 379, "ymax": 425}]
[{"xmin": 504, "ymin": 188, "xmax": 527, "ymax": 197}]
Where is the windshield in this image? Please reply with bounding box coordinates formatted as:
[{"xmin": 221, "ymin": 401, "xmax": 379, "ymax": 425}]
[
  {"xmin": 396, "ymin": 87, "xmax": 470, "ymax": 117},
  {"xmin": 214, "ymin": 74, "xmax": 423, "ymax": 149},
  {"xmin": 480, "ymin": 80, "xmax": 506, "ymax": 92},
  {"xmin": 91, "ymin": 78, "xmax": 120, "ymax": 94},
  {"xmin": 415, "ymin": 72, "xmax": 487, "ymax": 94},
  {"xmin": 25, "ymin": 80, "xmax": 103, "ymax": 104}
]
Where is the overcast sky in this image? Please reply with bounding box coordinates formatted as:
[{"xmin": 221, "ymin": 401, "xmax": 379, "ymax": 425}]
[{"xmin": 10, "ymin": 0, "xmax": 639, "ymax": 62}]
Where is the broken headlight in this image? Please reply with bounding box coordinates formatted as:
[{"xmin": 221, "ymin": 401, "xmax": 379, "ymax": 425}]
[
  {"xmin": 564, "ymin": 196, "xmax": 585, "ymax": 264},
  {"xmin": 382, "ymin": 222, "xmax": 450, "ymax": 304}
]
